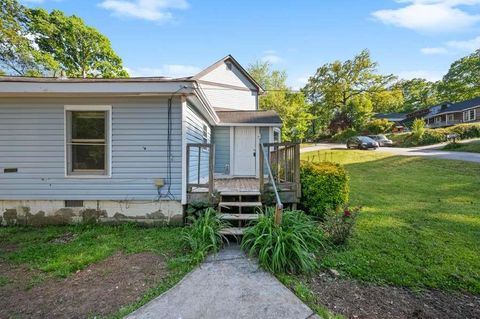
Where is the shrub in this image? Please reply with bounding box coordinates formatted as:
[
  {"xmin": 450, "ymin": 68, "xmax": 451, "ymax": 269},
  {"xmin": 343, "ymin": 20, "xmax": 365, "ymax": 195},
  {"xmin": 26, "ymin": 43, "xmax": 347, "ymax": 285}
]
[
  {"xmin": 449, "ymin": 123, "xmax": 480, "ymax": 139},
  {"xmin": 183, "ymin": 208, "xmax": 227, "ymax": 262},
  {"xmin": 365, "ymin": 119, "xmax": 394, "ymax": 134},
  {"xmin": 241, "ymin": 208, "xmax": 324, "ymax": 274},
  {"xmin": 331, "ymin": 128, "xmax": 357, "ymax": 143},
  {"xmin": 412, "ymin": 118, "xmax": 426, "ymax": 139},
  {"xmin": 323, "ymin": 206, "xmax": 360, "ymax": 245},
  {"xmin": 417, "ymin": 128, "xmax": 448, "ymax": 145},
  {"xmin": 300, "ymin": 161, "xmax": 349, "ymax": 218}
]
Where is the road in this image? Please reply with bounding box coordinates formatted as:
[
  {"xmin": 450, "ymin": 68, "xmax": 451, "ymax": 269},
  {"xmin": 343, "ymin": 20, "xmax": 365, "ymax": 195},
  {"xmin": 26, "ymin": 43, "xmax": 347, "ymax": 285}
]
[{"xmin": 301, "ymin": 142, "xmax": 480, "ymax": 163}]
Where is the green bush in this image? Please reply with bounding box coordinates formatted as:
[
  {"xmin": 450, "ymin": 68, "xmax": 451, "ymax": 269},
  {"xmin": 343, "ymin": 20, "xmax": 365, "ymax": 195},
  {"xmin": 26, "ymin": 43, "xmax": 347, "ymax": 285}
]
[
  {"xmin": 183, "ymin": 208, "xmax": 227, "ymax": 262},
  {"xmin": 365, "ymin": 119, "xmax": 394, "ymax": 134},
  {"xmin": 449, "ymin": 123, "xmax": 480, "ymax": 139},
  {"xmin": 323, "ymin": 206, "xmax": 360, "ymax": 245},
  {"xmin": 331, "ymin": 128, "xmax": 358, "ymax": 143},
  {"xmin": 300, "ymin": 161, "xmax": 349, "ymax": 218},
  {"xmin": 412, "ymin": 118, "xmax": 426, "ymax": 139},
  {"xmin": 241, "ymin": 208, "xmax": 324, "ymax": 274}
]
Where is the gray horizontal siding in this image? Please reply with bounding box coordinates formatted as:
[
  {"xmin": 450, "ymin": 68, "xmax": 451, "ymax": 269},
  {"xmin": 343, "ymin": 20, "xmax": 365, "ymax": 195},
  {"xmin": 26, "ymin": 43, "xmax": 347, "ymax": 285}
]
[
  {"xmin": 0, "ymin": 98, "xmax": 183, "ymax": 201},
  {"xmin": 213, "ymin": 127, "xmax": 230, "ymax": 174},
  {"xmin": 186, "ymin": 104, "xmax": 211, "ymax": 184}
]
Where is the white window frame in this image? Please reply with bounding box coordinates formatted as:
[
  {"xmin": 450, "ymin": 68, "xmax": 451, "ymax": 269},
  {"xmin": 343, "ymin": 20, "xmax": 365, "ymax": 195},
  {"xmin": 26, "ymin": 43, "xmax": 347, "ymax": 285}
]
[
  {"xmin": 446, "ymin": 114, "xmax": 454, "ymax": 123},
  {"xmin": 64, "ymin": 105, "xmax": 112, "ymax": 178},
  {"xmin": 464, "ymin": 109, "xmax": 476, "ymax": 122},
  {"xmin": 434, "ymin": 116, "xmax": 442, "ymax": 123}
]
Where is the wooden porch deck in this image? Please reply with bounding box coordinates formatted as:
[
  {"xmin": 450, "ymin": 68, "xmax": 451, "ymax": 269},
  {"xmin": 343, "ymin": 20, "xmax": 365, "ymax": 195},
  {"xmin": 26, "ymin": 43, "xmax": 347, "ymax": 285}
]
[{"xmin": 214, "ymin": 178, "xmax": 260, "ymax": 194}]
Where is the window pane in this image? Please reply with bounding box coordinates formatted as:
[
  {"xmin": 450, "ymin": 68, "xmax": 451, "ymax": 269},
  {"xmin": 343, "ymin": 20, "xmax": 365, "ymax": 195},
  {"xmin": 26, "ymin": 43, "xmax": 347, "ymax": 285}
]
[
  {"xmin": 72, "ymin": 145, "xmax": 105, "ymax": 170},
  {"xmin": 72, "ymin": 111, "xmax": 105, "ymax": 140}
]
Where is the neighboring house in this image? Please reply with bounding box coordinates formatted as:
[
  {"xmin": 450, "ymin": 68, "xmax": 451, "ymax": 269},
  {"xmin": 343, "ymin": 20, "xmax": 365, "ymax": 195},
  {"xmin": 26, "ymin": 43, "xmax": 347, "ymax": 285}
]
[
  {"xmin": 0, "ymin": 55, "xmax": 292, "ymax": 226},
  {"xmin": 424, "ymin": 97, "xmax": 480, "ymax": 128},
  {"xmin": 373, "ymin": 112, "xmax": 407, "ymax": 133}
]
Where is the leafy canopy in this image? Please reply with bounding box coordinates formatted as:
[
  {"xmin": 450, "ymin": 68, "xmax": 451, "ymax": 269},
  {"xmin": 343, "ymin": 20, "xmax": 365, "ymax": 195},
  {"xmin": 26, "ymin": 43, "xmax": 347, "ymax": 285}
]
[
  {"xmin": 28, "ymin": 9, "xmax": 128, "ymax": 78},
  {"xmin": 439, "ymin": 49, "xmax": 480, "ymax": 103},
  {"xmin": 0, "ymin": 0, "xmax": 57, "ymax": 75},
  {"xmin": 248, "ymin": 61, "xmax": 313, "ymax": 141}
]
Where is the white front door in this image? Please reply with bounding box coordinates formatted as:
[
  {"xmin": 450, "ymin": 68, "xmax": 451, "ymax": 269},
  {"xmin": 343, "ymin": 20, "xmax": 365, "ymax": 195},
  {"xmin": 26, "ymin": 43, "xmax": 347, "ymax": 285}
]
[{"xmin": 233, "ymin": 127, "xmax": 257, "ymax": 176}]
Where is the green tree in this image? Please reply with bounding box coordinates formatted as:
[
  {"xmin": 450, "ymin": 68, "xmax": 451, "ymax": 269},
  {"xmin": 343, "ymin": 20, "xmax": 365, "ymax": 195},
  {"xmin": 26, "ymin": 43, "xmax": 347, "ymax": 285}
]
[
  {"xmin": 438, "ymin": 49, "xmax": 480, "ymax": 102},
  {"xmin": 248, "ymin": 61, "xmax": 313, "ymax": 141},
  {"xmin": 28, "ymin": 9, "xmax": 128, "ymax": 78},
  {"xmin": 393, "ymin": 78, "xmax": 439, "ymax": 112},
  {"xmin": 303, "ymin": 49, "xmax": 398, "ymax": 135},
  {"xmin": 0, "ymin": 0, "xmax": 57, "ymax": 75}
]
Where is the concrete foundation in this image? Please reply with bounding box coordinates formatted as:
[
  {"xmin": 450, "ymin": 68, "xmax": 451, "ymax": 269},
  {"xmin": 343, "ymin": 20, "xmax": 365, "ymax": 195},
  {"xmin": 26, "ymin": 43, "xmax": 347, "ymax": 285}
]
[{"xmin": 0, "ymin": 200, "xmax": 184, "ymax": 226}]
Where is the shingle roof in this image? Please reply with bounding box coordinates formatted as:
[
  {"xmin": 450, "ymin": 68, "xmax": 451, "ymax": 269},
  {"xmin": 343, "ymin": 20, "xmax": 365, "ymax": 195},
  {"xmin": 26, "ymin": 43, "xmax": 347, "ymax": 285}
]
[
  {"xmin": 0, "ymin": 76, "xmax": 192, "ymax": 83},
  {"xmin": 436, "ymin": 96, "xmax": 480, "ymax": 115},
  {"xmin": 215, "ymin": 110, "xmax": 282, "ymax": 124},
  {"xmin": 374, "ymin": 112, "xmax": 407, "ymax": 121}
]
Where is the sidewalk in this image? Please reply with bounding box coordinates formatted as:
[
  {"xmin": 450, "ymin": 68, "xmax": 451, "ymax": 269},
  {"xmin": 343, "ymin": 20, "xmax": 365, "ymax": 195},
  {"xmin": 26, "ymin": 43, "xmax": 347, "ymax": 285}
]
[{"xmin": 125, "ymin": 246, "xmax": 319, "ymax": 319}]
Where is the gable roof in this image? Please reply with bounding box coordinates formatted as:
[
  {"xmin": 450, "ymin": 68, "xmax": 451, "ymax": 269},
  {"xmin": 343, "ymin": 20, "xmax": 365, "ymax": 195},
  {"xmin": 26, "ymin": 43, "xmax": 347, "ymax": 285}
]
[{"xmin": 192, "ymin": 55, "xmax": 264, "ymax": 93}]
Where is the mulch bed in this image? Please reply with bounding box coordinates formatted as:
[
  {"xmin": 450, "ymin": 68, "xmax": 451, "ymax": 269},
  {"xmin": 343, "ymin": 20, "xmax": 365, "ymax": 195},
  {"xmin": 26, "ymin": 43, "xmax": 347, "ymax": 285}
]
[
  {"xmin": 0, "ymin": 252, "xmax": 167, "ymax": 319},
  {"xmin": 305, "ymin": 272, "xmax": 480, "ymax": 319}
]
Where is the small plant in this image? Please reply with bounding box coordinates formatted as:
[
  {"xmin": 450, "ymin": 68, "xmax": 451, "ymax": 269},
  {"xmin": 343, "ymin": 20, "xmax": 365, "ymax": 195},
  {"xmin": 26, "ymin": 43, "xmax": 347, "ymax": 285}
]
[
  {"xmin": 412, "ymin": 118, "xmax": 426, "ymax": 140},
  {"xmin": 182, "ymin": 208, "xmax": 228, "ymax": 262},
  {"xmin": 241, "ymin": 208, "xmax": 324, "ymax": 274},
  {"xmin": 323, "ymin": 206, "xmax": 359, "ymax": 245}
]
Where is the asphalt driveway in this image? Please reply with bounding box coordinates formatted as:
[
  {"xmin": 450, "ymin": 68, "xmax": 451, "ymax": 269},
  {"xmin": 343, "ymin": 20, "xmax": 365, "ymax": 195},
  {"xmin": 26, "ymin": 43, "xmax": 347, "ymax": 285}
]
[{"xmin": 301, "ymin": 142, "xmax": 480, "ymax": 163}]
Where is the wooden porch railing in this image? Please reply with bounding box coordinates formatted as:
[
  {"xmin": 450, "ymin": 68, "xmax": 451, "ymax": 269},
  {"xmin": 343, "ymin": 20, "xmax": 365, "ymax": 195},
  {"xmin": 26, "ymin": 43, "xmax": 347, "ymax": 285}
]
[
  {"xmin": 186, "ymin": 143, "xmax": 215, "ymax": 196},
  {"xmin": 259, "ymin": 142, "xmax": 301, "ymax": 223}
]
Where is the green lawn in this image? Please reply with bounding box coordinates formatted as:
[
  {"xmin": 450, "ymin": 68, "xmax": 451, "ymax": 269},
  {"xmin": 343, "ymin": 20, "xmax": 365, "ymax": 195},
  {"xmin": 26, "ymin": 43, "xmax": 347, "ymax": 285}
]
[
  {"xmin": 302, "ymin": 150, "xmax": 480, "ymax": 294},
  {"xmin": 443, "ymin": 140, "xmax": 480, "ymax": 153},
  {"xmin": 0, "ymin": 224, "xmax": 195, "ymax": 317}
]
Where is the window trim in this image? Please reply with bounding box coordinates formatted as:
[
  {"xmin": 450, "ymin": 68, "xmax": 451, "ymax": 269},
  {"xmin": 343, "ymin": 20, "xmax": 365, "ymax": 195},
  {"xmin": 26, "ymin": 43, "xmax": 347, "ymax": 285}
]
[
  {"xmin": 464, "ymin": 108, "xmax": 476, "ymax": 122},
  {"xmin": 64, "ymin": 105, "xmax": 112, "ymax": 178}
]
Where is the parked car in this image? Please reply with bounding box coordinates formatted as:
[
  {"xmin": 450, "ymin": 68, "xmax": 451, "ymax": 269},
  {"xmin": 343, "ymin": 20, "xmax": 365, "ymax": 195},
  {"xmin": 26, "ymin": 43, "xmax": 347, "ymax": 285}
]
[
  {"xmin": 368, "ymin": 134, "xmax": 393, "ymax": 147},
  {"xmin": 346, "ymin": 136, "xmax": 379, "ymax": 150}
]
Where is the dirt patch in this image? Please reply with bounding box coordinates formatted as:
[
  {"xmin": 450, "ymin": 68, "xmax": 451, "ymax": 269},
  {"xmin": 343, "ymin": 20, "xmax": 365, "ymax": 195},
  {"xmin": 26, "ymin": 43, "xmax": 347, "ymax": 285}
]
[
  {"xmin": 48, "ymin": 232, "xmax": 78, "ymax": 244},
  {"xmin": 305, "ymin": 272, "xmax": 480, "ymax": 319},
  {"xmin": 0, "ymin": 252, "xmax": 167, "ymax": 319}
]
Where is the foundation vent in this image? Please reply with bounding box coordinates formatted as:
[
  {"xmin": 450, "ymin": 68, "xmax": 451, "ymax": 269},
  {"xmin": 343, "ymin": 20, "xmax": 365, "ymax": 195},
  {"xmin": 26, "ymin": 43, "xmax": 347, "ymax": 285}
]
[{"xmin": 65, "ymin": 200, "xmax": 84, "ymax": 208}]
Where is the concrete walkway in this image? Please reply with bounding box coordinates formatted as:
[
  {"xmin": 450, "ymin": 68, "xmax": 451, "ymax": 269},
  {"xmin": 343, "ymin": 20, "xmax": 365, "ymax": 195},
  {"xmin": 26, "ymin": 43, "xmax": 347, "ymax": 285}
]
[
  {"xmin": 301, "ymin": 140, "xmax": 480, "ymax": 163},
  {"xmin": 126, "ymin": 246, "xmax": 318, "ymax": 319}
]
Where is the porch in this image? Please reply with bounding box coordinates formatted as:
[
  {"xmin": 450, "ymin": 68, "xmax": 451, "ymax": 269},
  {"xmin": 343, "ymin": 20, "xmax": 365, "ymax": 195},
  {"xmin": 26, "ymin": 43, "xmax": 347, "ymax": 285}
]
[{"xmin": 186, "ymin": 142, "xmax": 301, "ymax": 206}]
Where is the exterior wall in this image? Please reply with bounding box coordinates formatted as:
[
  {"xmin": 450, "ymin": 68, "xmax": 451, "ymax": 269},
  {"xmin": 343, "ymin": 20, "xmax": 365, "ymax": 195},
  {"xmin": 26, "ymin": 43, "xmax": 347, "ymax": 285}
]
[
  {"xmin": 212, "ymin": 126, "xmax": 230, "ymax": 174},
  {"xmin": 197, "ymin": 61, "xmax": 258, "ymax": 111},
  {"xmin": 0, "ymin": 200, "xmax": 183, "ymax": 226},
  {"xmin": 200, "ymin": 83, "xmax": 257, "ymax": 111},
  {"xmin": 0, "ymin": 96, "xmax": 184, "ymax": 224},
  {"xmin": 185, "ymin": 103, "xmax": 211, "ymax": 184}
]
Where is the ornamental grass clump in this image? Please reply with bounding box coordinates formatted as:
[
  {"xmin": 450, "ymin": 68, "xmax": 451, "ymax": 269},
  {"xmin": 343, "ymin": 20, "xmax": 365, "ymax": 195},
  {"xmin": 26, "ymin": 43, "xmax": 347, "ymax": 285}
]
[
  {"xmin": 183, "ymin": 208, "xmax": 228, "ymax": 262},
  {"xmin": 241, "ymin": 208, "xmax": 324, "ymax": 274}
]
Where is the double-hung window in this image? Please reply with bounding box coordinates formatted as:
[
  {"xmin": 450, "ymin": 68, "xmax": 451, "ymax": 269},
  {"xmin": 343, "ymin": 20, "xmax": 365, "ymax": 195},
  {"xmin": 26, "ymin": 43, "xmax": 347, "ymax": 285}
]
[{"xmin": 65, "ymin": 106, "xmax": 111, "ymax": 177}]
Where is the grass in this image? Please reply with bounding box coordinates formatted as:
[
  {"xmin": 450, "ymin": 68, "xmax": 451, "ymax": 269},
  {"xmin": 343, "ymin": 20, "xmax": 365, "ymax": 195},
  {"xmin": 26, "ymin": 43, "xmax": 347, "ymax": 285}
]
[
  {"xmin": 0, "ymin": 224, "xmax": 198, "ymax": 317},
  {"xmin": 302, "ymin": 150, "xmax": 480, "ymax": 294},
  {"xmin": 443, "ymin": 140, "xmax": 480, "ymax": 153}
]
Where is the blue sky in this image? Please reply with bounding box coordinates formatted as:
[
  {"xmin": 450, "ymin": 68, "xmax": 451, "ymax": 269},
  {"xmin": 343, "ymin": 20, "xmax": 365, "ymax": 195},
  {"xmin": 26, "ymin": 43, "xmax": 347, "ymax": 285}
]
[{"xmin": 21, "ymin": 0, "xmax": 480, "ymax": 88}]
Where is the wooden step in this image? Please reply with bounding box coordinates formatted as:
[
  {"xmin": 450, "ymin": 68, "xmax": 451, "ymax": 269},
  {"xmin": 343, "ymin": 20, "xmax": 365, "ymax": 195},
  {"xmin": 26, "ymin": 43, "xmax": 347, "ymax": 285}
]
[
  {"xmin": 219, "ymin": 201, "xmax": 262, "ymax": 208},
  {"xmin": 220, "ymin": 191, "xmax": 261, "ymax": 196},
  {"xmin": 219, "ymin": 227, "xmax": 245, "ymax": 236},
  {"xmin": 218, "ymin": 213, "xmax": 259, "ymax": 221}
]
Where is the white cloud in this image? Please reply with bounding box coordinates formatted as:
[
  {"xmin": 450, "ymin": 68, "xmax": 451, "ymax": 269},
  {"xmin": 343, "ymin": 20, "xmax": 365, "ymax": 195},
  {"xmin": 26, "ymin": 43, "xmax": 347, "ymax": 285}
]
[
  {"xmin": 420, "ymin": 47, "xmax": 449, "ymax": 54},
  {"xmin": 261, "ymin": 54, "xmax": 283, "ymax": 64},
  {"xmin": 397, "ymin": 70, "xmax": 444, "ymax": 81},
  {"xmin": 125, "ymin": 64, "xmax": 200, "ymax": 78},
  {"xmin": 288, "ymin": 76, "xmax": 310, "ymax": 91},
  {"xmin": 421, "ymin": 35, "xmax": 480, "ymax": 54},
  {"xmin": 372, "ymin": 0, "xmax": 480, "ymax": 32},
  {"xmin": 446, "ymin": 35, "xmax": 480, "ymax": 50},
  {"xmin": 99, "ymin": 0, "xmax": 189, "ymax": 22}
]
